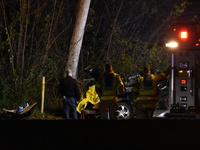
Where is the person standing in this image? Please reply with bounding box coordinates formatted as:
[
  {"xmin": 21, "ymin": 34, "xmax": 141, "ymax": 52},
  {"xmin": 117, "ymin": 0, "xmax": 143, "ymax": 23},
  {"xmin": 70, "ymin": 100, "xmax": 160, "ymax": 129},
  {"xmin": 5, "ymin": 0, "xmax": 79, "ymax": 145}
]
[
  {"xmin": 132, "ymin": 66, "xmax": 168, "ymax": 119},
  {"xmin": 58, "ymin": 70, "xmax": 81, "ymax": 119},
  {"xmin": 95, "ymin": 63, "xmax": 124, "ymax": 119}
]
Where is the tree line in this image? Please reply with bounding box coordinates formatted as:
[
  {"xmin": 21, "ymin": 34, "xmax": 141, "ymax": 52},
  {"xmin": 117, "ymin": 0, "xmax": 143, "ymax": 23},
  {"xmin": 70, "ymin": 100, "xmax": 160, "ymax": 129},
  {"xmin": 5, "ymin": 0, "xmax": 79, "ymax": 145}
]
[{"xmin": 0, "ymin": 0, "xmax": 190, "ymax": 111}]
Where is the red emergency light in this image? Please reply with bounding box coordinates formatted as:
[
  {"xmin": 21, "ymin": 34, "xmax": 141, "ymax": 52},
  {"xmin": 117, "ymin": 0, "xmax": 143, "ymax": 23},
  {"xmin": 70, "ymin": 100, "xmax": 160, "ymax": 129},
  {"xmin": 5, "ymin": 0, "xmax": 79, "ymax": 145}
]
[
  {"xmin": 180, "ymin": 79, "xmax": 187, "ymax": 85},
  {"xmin": 169, "ymin": 23, "xmax": 200, "ymax": 49},
  {"xmin": 180, "ymin": 31, "xmax": 188, "ymax": 39}
]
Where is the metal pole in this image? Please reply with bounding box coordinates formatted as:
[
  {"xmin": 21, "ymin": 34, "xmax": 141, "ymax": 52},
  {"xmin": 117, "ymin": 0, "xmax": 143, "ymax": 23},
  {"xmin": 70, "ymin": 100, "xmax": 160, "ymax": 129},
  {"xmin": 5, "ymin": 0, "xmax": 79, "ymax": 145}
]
[
  {"xmin": 41, "ymin": 76, "xmax": 45, "ymax": 114},
  {"xmin": 170, "ymin": 53, "xmax": 175, "ymax": 108}
]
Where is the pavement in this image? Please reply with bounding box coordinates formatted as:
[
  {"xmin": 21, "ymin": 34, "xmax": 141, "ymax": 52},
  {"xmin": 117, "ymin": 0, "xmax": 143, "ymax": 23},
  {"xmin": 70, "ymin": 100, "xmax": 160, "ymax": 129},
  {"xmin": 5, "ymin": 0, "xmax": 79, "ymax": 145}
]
[{"xmin": 1, "ymin": 110, "xmax": 200, "ymax": 149}]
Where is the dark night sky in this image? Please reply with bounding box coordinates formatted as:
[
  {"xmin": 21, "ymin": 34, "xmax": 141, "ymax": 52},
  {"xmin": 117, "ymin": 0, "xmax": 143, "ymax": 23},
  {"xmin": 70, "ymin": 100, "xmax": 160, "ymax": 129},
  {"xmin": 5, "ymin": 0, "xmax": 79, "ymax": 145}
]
[{"xmin": 177, "ymin": 0, "xmax": 200, "ymax": 22}]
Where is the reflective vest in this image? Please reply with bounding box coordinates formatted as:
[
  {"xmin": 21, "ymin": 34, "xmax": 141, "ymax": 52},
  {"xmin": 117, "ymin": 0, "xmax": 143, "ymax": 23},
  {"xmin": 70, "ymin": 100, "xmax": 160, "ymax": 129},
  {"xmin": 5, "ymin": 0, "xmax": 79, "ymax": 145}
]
[
  {"xmin": 135, "ymin": 74, "xmax": 160, "ymax": 102},
  {"xmin": 98, "ymin": 72, "xmax": 124, "ymax": 100}
]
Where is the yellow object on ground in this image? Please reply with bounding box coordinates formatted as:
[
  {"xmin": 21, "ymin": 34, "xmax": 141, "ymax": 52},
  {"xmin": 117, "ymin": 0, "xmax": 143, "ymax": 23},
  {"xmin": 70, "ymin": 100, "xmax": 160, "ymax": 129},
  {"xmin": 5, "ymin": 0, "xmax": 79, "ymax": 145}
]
[{"xmin": 76, "ymin": 85, "xmax": 100, "ymax": 113}]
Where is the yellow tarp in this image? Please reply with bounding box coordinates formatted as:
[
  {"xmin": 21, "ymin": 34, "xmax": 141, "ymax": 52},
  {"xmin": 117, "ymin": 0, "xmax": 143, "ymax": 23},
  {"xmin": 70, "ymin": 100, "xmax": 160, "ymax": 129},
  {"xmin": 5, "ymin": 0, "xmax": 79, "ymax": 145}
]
[{"xmin": 76, "ymin": 85, "xmax": 100, "ymax": 113}]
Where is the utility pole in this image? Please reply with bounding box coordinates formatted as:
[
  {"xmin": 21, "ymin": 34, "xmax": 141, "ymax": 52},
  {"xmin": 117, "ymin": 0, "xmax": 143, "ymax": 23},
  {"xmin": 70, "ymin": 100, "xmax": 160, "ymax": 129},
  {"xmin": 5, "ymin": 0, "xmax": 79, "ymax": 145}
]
[{"xmin": 64, "ymin": 0, "xmax": 91, "ymax": 78}]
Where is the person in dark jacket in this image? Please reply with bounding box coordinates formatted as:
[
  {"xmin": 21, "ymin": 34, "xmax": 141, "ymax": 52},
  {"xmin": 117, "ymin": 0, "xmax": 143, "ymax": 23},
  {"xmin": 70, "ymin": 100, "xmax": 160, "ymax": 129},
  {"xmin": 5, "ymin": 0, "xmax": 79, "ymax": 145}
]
[{"xmin": 58, "ymin": 70, "xmax": 81, "ymax": 119}]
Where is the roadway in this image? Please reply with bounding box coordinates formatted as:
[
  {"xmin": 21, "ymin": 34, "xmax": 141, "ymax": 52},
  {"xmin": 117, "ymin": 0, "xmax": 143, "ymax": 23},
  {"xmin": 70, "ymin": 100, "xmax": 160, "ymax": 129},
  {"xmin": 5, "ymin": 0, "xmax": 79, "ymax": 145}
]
[{"xmin": 1, "ymin": 115, "xmax": 199, "ymax": 149}]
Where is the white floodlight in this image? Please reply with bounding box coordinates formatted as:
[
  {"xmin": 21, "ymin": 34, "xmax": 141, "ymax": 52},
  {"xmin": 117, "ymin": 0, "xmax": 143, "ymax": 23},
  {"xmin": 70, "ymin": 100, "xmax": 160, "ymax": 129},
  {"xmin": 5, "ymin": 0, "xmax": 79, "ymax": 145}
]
[{"xmin": 165, "ymin": 42, "xmax": 178, "ymax": 48}]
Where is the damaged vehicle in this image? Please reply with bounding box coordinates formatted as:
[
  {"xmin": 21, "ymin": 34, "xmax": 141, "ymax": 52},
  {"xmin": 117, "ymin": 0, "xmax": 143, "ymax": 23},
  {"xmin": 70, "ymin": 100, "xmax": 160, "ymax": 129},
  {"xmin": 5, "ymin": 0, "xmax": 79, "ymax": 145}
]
[
  {"xmin": 77, "ymin": 66, "xmax": 169, "ymax": 120},
  {"xmin": 77, "ymin": 66, "xmax": 140, "ymax": 120}
]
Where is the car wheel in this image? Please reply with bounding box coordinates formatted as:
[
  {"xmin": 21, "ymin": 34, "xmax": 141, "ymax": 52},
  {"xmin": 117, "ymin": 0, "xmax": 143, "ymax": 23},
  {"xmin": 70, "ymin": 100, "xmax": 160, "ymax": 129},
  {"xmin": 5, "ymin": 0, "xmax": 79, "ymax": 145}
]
[{"xmin": 117, "ymin": 102, "xmax": 132, "ymax": 120}]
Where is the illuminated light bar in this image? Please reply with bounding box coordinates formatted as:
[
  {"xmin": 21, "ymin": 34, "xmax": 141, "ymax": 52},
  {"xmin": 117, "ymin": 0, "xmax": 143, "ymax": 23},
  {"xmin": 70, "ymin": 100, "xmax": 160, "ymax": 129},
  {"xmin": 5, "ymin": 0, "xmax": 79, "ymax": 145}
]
[
  {"xmin": 165, "ymin": 42, "xmax": 178, "ymax": 48},
  {"xmin": 180, "ymin": 31, "xmax": 188, "ymax": 39},
  {"xmin": 180, "ymin": 79, "xmax": 187, "ymax": 85}
]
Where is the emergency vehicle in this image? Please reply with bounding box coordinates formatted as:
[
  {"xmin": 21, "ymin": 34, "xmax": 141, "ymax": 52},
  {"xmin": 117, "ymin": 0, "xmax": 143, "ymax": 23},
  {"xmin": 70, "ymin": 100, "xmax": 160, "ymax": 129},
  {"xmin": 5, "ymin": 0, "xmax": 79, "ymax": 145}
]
[{"xmin": 165, "ymin": 22, "xmax": 200, "ymax": 118}]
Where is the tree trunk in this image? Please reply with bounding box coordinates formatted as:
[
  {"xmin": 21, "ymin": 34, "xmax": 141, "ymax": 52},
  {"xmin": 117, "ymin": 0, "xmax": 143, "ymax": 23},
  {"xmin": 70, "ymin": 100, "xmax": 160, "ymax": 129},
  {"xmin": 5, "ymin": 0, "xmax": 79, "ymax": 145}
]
[{"xmin": 64, "ymin": 0, "xmax": 91, "ymax": 78}]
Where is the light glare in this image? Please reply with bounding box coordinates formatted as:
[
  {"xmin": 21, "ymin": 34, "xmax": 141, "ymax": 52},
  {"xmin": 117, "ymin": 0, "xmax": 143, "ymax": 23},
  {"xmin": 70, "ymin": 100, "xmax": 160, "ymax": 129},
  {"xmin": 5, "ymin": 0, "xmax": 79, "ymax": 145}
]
[{"xmin": 165, "ymin": 42, "xmax": 178, "ymax": 48}]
